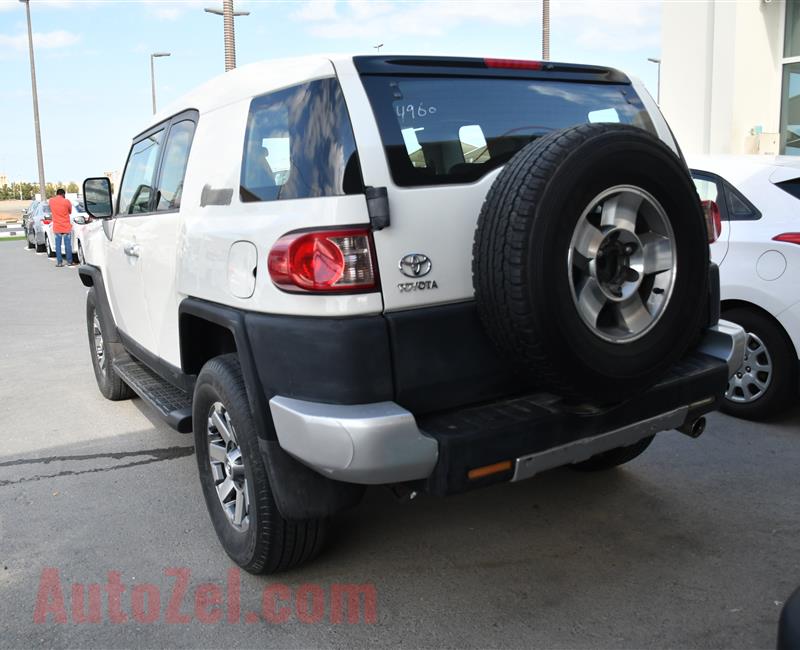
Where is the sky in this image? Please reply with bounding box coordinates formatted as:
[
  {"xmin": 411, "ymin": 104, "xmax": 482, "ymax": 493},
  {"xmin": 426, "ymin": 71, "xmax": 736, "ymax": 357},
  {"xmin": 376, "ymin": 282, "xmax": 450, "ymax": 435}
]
[{"xmin": 0, "ymin": 0, "xmax": 662, "ymax": 183}]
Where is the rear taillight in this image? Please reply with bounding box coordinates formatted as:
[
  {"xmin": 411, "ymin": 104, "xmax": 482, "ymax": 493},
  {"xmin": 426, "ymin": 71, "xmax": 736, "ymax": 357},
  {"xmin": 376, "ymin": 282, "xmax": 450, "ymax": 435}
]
[
  {"xmin": 701, "ymin": 200, "xmax": 722, "ymax": 243},
  {"xmin": 484, "ymin": 58, "xmax": 544, "ymax": 70},
  {"xmin": 42, "ymin": 219, "xmax": 51, "ymax": 225},
  {"xmin": 268, "ymin": 228, "xmax": 378, "ymax": 293},
  {"xmin": 773, "ymin": 233, "xmax": 800, "ymax": 245}
]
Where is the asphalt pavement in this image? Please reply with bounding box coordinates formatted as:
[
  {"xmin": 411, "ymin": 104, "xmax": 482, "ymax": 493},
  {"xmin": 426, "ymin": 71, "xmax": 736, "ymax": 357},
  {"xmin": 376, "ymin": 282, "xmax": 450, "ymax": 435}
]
[{"xmin": 1, "ymin": 242, "xmax": 798, "ymax": 649}]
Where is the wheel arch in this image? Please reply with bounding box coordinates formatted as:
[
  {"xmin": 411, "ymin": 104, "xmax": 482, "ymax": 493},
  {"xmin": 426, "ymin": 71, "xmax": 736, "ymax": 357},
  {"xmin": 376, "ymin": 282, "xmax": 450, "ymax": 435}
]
[{"xmin": 721, "ymin": 299, "xmax": 798, "ymax": 360}]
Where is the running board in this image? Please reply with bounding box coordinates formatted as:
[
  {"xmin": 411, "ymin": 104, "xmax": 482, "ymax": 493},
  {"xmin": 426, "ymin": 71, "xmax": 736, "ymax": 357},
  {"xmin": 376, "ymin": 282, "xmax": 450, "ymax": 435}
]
[{"xmin": 113, "ymin": 354, "xmax": 193, "ymax": 433}]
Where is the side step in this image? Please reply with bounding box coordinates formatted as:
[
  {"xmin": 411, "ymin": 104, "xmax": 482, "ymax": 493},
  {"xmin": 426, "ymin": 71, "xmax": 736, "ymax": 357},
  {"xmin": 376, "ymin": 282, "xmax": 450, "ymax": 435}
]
[{"xmin": 113, "ymin": 354, "xmax": 193, "ymax": 433}]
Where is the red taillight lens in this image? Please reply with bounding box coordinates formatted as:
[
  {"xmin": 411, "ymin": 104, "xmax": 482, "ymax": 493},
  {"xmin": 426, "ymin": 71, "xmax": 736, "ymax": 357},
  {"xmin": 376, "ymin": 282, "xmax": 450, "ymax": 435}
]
[
  {"xmin": 484, "ymin": 58, "xmax": 544, "ymax": 70},
  {"xmin": 773, "ymin": 233, "xmax": 800, "ymax": 245},
  {"xmin": 268, "ymin": 228, "xmax": 378, "ymax": 293},
  {"xmin": 701, "ymin": 200, "xmax": 722, "ymax": 243},
  {"xmin": 43, "ymin": 218, "xmax": 51, "ymax": 225}
]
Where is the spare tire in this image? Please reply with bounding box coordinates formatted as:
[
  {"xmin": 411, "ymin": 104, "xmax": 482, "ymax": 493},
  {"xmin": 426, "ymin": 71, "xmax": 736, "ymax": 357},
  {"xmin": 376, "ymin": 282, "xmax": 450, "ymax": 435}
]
[{"xmin": 472, "ymin": 123, "xmax": 709, "ymax": 402}]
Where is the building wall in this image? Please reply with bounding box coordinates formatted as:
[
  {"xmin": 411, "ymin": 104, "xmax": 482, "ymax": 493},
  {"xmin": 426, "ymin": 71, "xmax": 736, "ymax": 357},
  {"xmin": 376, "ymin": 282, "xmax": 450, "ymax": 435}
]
[{"xmin": 661, "ymin": 0, "xmax": 783, "ymax": 156}]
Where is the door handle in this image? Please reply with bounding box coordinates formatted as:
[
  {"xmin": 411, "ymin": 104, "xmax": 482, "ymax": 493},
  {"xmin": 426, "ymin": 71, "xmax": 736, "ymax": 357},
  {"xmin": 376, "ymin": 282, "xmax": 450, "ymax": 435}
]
[{"xmin": 123, "ymin": 243, "xmax": 140, "ymax": 258}]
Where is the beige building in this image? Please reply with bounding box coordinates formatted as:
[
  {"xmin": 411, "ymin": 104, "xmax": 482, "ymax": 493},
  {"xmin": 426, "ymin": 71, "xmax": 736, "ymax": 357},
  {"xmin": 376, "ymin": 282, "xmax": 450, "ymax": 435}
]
[{"xmin": 660, "ymin": 0, "xmax": 796, "ymax": 156}]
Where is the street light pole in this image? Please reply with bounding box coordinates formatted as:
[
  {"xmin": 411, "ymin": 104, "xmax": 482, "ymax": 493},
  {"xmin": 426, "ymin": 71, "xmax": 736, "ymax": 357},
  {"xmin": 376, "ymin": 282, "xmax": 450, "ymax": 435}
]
[
  {"xmin": 542, "ymin": 0, "xmax": 550, "ymax": 61},
  {"xmin": 205, "ymin": 0, "xmax": 250, "ymax": 72},
  {"xmin": 19, "ymin": 0, "xmax": 46, "ymax": 202},
  {"xmin": 647, "ymin": 57, "xmax": 661, "ymax": 104},
  {"xmin": 373, "ymin": 43, "xmax": 383, "ymax": 53},
  {"xmin": 150, "ymin": 52, "xmax": 171, "ymax": 114}
]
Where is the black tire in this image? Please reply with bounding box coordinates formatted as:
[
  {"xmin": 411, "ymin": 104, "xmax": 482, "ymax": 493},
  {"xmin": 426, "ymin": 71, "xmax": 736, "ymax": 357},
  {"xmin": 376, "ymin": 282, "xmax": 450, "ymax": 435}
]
[
  {"xmin": 86, "ymin": 289, "xmax": 134, "ymax": 401},
  {"xmin": 572, "ymin": 435, "xmax": 654, "ymax": 472},
  {"xmin": 35, "ymin": 238, "xmax": 45, "ymax": 253},
  {"xmin": 472, "ymin": 124, "xmax": 709, "ymax": 402},
  {"xmin": 720, "ymin": 307, "xmax": 798, "ymax": 420},
  {"xmin": 193, "ymin": 354, "xmax": 326, "ymax": 574},
  {"xmin": 26, "ymin": 230, "xmax": 34, "ymax": 249}
]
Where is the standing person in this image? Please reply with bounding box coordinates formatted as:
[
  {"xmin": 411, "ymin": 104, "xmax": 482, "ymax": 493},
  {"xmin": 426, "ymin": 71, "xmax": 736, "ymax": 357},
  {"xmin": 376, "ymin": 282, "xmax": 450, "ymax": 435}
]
[{"xmin": 48, "ymin": 188, "xmax": 74, "ymax": 268}]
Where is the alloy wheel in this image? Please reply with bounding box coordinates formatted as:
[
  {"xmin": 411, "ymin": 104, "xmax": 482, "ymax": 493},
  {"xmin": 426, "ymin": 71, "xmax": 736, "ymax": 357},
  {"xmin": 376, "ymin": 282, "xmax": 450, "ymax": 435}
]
[
  {"xmin": 92, "ymin": 312, "xmax": 106, "ymax": 372},
  {"xmin": 568, "ymin": 185, "xmax": 677, "ymax": 343},
  {"xmin": 207, "ymin": 402, "xmax": 249, "ymax": 531},
  {"xmin": 726, "ymin": 332, "xmax": 773, "ymax": 404}
]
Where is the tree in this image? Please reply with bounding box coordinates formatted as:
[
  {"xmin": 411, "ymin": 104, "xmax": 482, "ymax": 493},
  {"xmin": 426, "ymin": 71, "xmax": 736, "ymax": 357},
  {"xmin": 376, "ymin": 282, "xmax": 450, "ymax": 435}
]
[{"xmin": 66, "ymin": 182, "xmax": 79, "ymax": 194}]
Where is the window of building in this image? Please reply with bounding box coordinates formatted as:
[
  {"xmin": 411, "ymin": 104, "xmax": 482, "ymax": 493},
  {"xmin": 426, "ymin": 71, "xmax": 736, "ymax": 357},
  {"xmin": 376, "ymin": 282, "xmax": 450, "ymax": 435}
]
[
  {"xmin": 118, "ymin": 131, "xmax": 164, "ymax": 215},
  {"xmin": 786, "ymin": 0, "xmax": 800, "ymax": 58},
  {"xmin": 240, "ymin": 78, "xmax": 362, "ymax": 202},
  {"xmin": 780, "ymin": 62, "xmax": 800, "ymax": 155}
]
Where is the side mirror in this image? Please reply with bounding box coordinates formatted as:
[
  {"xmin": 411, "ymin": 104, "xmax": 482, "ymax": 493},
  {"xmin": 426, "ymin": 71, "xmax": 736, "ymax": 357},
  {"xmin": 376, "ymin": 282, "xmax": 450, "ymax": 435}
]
[
  {"xmin": 83, "ymin": 177, "xmax": 113, "ymax": 219},
  {"xmin": 73, "ymin": 215, "xmax": 87, "ymax": 225}
]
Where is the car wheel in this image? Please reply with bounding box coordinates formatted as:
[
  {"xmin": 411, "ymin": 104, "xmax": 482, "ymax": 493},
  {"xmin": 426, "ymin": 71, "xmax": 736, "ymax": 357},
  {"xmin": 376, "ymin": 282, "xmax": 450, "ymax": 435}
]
[
  {"xmin": 26, "ymin": 229, "xmax": 34, "ymax": 249},
  {"xmin": 571, "ymin": 435, "xmax": 654, "ymax": 471},
  {"xmin": 720, "ymin": 307, "xmax": 798, "ymax": 420},
  {"xmin": 45, "ymin": 235, "xmax": 54, "ymax": 258},
  {"xmin": 472, "ymin": 123, "xmax": 709, "ymax": 402},
  {"xmin": 35, "ymin": 236, "xmax": 46, "ymax": 253},
  {"xmin": 193, "ymin": 354, "xmax": 327, "ymax": 574},
  {"xmin": 86, "ymin": 289, "xmax": 134, "ymax": 401}
]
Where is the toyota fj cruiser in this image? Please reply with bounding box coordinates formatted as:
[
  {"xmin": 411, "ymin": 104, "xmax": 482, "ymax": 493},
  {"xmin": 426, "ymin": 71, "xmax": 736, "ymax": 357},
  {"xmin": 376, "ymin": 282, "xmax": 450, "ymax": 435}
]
[{"xmin": 79, "ymin": 55, "xmax": 746, "ymax": 573}]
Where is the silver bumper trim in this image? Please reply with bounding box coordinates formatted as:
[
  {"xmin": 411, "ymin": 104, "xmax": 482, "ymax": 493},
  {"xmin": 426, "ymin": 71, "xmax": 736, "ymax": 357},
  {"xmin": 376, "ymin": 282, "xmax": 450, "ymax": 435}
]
[
  {"xmin": 268, "ymin": 396, "xmax": 438, "ymax": 484},
  {"xmin": 698, "ymin": 319, "xmax": 747, "ymax": 378},
  {"xmin": 511, "ymin": 406, "xmax": 689, "ymax": 482}
]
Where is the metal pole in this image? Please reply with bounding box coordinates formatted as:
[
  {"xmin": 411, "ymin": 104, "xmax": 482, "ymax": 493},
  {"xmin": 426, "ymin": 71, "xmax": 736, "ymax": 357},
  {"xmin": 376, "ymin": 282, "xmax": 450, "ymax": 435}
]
[
  {"xmin": 205, "ymin": 1, "xmax": 249, "ymax": 72},
  {"xmin": 20, "ymin": 0, "xmax": 46, "ymax": 202},
  {"xmin": 150, "ymin": 52, "xmax": 170, "ymax": 114},
  {"xmin": 223, "ymin": 0, "xmax": 235, "ymax": 72},
  {"xmin": 151, "ymin": 55, "xmax": 156, "ymax": 114},
  {"xmin": 542, "ymin": 0, "xmax": 550, "ymax": 61},
  {"xmin": 647, "ymin": 57, "xmax": 661, "ymax": 104}
]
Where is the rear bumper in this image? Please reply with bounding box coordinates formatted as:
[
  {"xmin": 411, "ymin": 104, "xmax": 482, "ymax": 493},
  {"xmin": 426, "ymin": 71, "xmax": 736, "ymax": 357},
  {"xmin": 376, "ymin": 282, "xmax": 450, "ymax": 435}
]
[{"xmin": 270, "ymin": 321, "xmax": 745, "ymax": 492}]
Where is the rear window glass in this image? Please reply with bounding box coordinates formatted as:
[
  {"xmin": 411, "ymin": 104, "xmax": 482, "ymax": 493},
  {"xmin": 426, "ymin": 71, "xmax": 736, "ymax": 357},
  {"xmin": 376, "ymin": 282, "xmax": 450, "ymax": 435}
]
[
  {"xmin": 240, "ymin": 78, "xmax": 363, "ymax": 202},
  {"xmin": 361, "ymin": 76, "xmax": 656, "ymax": 187}
]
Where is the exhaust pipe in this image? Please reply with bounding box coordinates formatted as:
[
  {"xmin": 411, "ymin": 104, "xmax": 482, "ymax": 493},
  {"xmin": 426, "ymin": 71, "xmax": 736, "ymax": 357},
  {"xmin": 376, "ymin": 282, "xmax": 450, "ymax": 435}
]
[{"xmin": 677, "ymin": 417, "xmax": 706, "ymax": 438}]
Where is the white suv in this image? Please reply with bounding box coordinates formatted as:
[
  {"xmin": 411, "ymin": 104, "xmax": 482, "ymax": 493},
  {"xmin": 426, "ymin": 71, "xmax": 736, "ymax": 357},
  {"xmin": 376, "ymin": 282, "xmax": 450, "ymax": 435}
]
[{"xmin": 80, "ymin": 55, "xmax": 744, "ymax": 573}]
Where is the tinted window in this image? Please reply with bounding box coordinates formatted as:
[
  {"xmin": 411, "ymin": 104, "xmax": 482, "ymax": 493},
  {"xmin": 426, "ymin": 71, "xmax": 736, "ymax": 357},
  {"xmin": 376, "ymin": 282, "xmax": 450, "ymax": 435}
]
[
  {"xmin": 776, "ymin": 178, "xmax": 800, "ymax": 200},
  {"xmin": 240, "ymin": 78, "xmax": 362, "ymax": 202},
  {"xmin": 362, "ymin": 76, "xmax": 656, "ymax": 187},
  {"xmin": 157, "ymin": 120, "xmax": 195, "ymax": 211},
  {"xmin": 724, "ymin": 184, "xmax": 760, "ymax": 220},
  {"xmin": 118, "ymin": 130, "xmax": 164, "ymax": 215}
]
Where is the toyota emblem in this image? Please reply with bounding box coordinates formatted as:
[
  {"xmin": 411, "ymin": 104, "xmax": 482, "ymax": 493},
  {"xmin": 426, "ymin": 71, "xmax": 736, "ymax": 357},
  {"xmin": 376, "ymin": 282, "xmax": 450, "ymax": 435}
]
[{"xmin": 399, "ymin": 253, "xmax": 432, "ymax": 278}]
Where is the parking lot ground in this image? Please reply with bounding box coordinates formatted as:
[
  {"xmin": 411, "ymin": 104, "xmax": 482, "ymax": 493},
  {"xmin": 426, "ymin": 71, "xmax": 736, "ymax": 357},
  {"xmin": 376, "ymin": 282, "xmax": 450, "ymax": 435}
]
[{"xmin": 1, "ymin": 242, "xmax": 798, "ymax": 649}]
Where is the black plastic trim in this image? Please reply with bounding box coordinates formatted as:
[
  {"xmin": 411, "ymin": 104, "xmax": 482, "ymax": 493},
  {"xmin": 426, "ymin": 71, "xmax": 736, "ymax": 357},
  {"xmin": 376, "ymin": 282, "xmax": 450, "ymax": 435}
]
[{"xmin": 353, "ymin": 55, "xmax": 630, "ymax": 84}]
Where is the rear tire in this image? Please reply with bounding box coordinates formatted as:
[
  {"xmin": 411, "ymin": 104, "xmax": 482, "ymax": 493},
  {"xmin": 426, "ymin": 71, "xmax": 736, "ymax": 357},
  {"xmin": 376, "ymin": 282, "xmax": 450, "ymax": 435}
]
[
  {"xmin": 86, "ymin": 289, "xmax": 134, "ymax": 401},
  {"xmin": 572, "ymin": 435, "xmax": 654, "ymax": 471},
  {"xmin": 193, "ymin": 354, "xmax": 327, "ymax": 574},
  {"xmin": 720, "ymin": 307, "xmax": 797, "ymax": 420}
]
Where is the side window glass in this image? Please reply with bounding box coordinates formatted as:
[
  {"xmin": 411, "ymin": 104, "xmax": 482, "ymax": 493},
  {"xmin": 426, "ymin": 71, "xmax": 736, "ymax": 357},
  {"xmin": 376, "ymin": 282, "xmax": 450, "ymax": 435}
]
[
  {"xmin": 692, "ymin": 177, "xmax": 721, "ymax": 203},
  {"xmin": 118, "ymin": 131, "xmax": 164, "ymax": 215},
  {"xmin": 240, "ymin": 78, "xmax": 362, "ymax": 202},
  {"xmin": 725, "ymin": 184, "xmax": 760, "ymax": 220},
  {"xmin": 157, "ymin": 120, "xmax": 196, "ymax": 211}
]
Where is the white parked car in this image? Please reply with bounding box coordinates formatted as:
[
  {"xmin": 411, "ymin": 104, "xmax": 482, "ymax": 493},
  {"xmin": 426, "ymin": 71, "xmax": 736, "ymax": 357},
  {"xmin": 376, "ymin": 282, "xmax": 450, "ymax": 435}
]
[
  {"xmin": 78, "ymin": 55, "xmax": 744, "ymax": 573},
  {"xmin": 42, "ymin": 199, "xmax": 90, "ymax": 263},
  {"xmin": 689, "ymin": 155, "xmax": 800, "ymax": 419}
]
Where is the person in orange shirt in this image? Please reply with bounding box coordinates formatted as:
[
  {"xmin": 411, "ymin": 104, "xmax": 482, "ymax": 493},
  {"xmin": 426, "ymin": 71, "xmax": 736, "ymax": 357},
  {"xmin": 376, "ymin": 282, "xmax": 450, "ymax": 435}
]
[{"xmin": 48, "ymin": 188, "xmax": 75, "ymax": 267}]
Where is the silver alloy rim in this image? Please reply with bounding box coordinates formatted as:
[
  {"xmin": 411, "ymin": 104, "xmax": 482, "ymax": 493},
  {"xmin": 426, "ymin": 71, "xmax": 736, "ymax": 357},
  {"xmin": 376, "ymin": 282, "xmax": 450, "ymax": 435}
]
[
  {"xmin": 568, "ymin": 185, "xmax": 677, "ymax": 343},
  {"xmin": 726, "ymin": 331, "xmax": 773, "ymax": 404},
  {"xmin": 207, "ymin": 402, "xmax": 249, "ymax": 531},
  {"xmin": 92, "ymin": 313, "xmax": 106, "ymax": 372}
]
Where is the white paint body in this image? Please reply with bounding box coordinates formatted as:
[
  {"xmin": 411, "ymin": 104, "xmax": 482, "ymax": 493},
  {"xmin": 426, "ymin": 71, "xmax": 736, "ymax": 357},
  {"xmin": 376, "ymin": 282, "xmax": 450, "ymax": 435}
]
[
  {"xmin": 83, "ymin": 55, "xmax": 679, "ymax": 372},
  {"xmin": 689, "ymin": 154, "xmax": 800, "ymax": 363}
]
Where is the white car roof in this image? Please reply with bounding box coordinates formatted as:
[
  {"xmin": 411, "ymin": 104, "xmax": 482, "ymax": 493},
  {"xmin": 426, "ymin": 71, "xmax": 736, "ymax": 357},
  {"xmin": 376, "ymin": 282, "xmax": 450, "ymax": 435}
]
[{"xmin": 147, "ymin": 54, "xmax": 344, "ymax": 134}]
